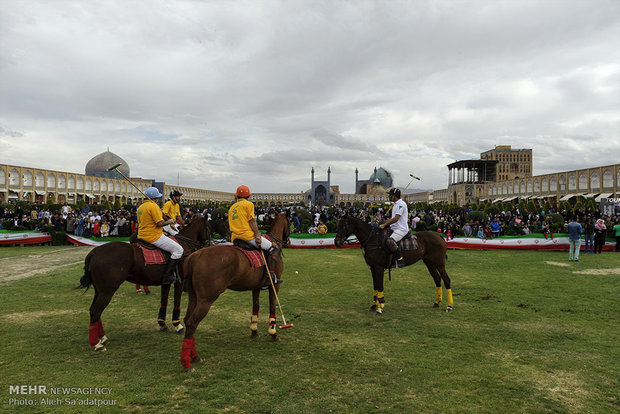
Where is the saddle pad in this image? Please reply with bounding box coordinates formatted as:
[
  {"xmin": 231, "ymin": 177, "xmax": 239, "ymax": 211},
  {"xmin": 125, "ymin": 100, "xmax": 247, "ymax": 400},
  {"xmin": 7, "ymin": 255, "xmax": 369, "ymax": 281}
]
[
  {"xmin": 233, "ymin": 246, "xmax": 265, "ymax": 268},
  {"xmin": 137, "ymin": 244, "xmax": 167, "ymax": 265},
  {"xmin": 399, "ymin": 235, "xmax": 418, "ymax": 251}
]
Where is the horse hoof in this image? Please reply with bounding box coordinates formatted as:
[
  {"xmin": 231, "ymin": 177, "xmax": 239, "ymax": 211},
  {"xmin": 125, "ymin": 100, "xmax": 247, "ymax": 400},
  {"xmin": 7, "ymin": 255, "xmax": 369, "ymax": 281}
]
[
  {"xmin": 374, "ymin": 310, "xmax": 383, "ymax": 316},
  {"xmin": 183, "ymin": 366, "xmax": 195, "ymax": 373},
  {"xmin": 159, "ymin": 324, "xmax": 168, "ymax": 332},
  {"xmin": 173, "ymin": 324, "xmax": 184, "ymax": 334},
  {"xmin": 250, "ymin": 331, "xmax": 258, "ymax": 338},
  {"xmin": 433, "ymin": 303, "xmax": 440, "ymax": 308},
  {"xmin": 270, "ymin": 334, "xmax": 280, "ymax": 342},
  {"xmin": 191, "ymin": 356, "xmax": 202, "ymax": 364},
  {"xmin": 93, "ymin": 344, "xmax": 106, "ymax": 353},
  {"xmin": 99, "ymin": 335, "xmax": 110, "ymax": 345},
  {"xmin": 446, "ymin": 307, "xmax": 453, "ymax": 313},
  {"xmin": 368, "ymin": 305, "xmax": 377, "ymax": 312}
]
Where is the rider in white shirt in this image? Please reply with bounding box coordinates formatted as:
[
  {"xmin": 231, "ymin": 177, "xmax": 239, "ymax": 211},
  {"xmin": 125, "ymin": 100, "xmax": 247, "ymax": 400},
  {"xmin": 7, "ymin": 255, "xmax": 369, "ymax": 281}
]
[{"xmin": 379, "ymin": 188, "xmax": 409, "ymax": 263}]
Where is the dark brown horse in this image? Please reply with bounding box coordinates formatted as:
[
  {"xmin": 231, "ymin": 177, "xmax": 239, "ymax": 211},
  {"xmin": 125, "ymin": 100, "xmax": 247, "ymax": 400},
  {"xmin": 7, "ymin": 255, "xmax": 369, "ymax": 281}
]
[
  {"xmin": 77, "ymin": 216, "xmax": 210, "ymax": 351},
  {"xmin": 334, "ymin": 214, "xmax": 453, "ymax": 315},
  {"xmin": 208, "ymin": 218, "xmax": 230, "ymax": 242},
  {"xmin": 179, "ymin": 212, "xmax": 290, "ymax": 372}
]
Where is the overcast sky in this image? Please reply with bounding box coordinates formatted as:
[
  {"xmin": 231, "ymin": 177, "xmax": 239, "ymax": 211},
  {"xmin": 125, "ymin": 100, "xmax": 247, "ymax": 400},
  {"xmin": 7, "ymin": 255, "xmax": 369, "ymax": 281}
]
[{"xmin": 1, "ymin": 0, "xmax": 619, "ymax": 194}]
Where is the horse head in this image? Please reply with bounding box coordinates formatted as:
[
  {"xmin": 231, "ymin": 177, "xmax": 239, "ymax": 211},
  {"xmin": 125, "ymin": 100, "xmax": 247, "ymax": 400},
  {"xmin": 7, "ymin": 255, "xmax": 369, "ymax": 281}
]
[
  {"xmin": 268, "ymin": 212, "xmax": 290, "ymax": 248},
  {"xmin": 334, "ymin": 213, "xmax": 351, "ymax": 248}
]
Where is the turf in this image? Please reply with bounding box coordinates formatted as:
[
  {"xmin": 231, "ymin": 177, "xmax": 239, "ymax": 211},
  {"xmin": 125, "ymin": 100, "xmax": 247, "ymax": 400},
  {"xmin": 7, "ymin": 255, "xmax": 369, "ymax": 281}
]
[{"xmin": 0, "ymin": 247, "xmax": 618, "ymax": 413}]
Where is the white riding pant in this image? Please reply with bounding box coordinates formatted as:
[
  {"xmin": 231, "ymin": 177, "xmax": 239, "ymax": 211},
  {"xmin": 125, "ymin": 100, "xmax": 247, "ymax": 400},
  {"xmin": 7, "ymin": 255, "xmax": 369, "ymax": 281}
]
[
  {"xmin": 152, "ymin": 234, "xmax": 184, "ymax": 259},
  {"xmin": 389, "ymin": 228, "xmax": 409, "ymax": 243},
  {"xmin": 246, "ymin": 236, "xmax": 273, "ymax": 252},
  {"xmin": 163, "ymin": 224, "xmax": 179, "ymax": 235}
]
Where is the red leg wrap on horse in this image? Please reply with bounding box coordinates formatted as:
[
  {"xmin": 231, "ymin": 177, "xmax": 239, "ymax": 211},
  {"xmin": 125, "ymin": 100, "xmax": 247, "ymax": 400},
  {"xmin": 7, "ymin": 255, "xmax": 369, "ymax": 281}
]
[
  {"xmin": 269, "ymin": 314, "xmax": 276, "ymax": 319},
  {"xmin": 253, "ymin": 311, "xmax": 259, "ymax": 316},
  {"xmin": 88, "ymin": 323, "xmax": 99, "ymax": 346},
  {"xmin": 96, "ymin": 319, "xmax": 105, "ymax": 337},
  {"xmin": 180, "ymin": 338, "xmax": 193, "ymax": 368},
  {"xmin": 189, "ymin": 337, "xmax": 197, "ymax": 359}
]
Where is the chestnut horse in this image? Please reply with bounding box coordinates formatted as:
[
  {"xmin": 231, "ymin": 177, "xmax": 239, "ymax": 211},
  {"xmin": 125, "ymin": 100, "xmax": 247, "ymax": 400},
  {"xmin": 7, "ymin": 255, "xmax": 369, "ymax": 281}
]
[
  {"xmin": 77, "ymin": 216, "xmax": 210, "ymax": 351},
  {"xmin": 334, "ymin": 214, "xmax": 453, "ymax": 315},
  {"xmin": 179, "ymin": 212, "xmax": 290, "ymax": 372}
]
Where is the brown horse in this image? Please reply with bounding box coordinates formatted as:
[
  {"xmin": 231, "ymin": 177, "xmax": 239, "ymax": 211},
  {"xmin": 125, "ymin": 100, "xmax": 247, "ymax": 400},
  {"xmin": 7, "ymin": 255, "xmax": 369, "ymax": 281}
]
[
  {"xmin": 179, "ymin": 212, "xmax": 290, "ymax": 372},
  {"xmin": 77, "ymin": 216, "xmax": 210, "ymax": 351},
  {"xmin": 334, "ymin": 214, "xmax": 453, "ymax": 315}
]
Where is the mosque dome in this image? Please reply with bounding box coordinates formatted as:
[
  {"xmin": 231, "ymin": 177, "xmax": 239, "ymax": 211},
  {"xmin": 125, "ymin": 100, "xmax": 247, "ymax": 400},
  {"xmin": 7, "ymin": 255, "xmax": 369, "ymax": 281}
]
[
  {"xmin": 369, "ymin": 167, "xmax": 393, "ymax": 188},
  {"xmin": 85, "ymin": 149, "xmax": 130, "ymax": 179}
]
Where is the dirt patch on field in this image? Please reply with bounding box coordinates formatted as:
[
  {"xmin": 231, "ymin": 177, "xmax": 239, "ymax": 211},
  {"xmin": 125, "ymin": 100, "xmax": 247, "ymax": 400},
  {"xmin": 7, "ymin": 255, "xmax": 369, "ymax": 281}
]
[
  {"xmin": 573, "ymin": 268, "xmax": 620, "ymax": 275},
  {"xmin": 545, "ymin": 261, "xmax": 571, "ymax": 267},
  {"xmin": 0, "ymin": 247, "xmax": 93, "ymax": 283},
  {"xmin": 1, "ymin": 310, "xmax": 76, "ymax": 323}
]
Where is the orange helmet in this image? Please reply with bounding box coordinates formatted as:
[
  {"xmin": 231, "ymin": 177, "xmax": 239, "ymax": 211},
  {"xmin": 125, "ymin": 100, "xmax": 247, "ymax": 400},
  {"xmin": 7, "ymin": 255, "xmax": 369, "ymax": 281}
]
[{"xmin": 234, "ymin": 185, "xmax": 251, "ymax": 198}]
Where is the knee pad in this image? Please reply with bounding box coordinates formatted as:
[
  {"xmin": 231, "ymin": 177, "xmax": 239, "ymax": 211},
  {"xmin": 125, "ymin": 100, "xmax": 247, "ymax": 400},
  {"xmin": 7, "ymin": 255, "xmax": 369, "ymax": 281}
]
[{"xmin": 386, "ymin": 237, "xmax": 398, "ymax": 253}]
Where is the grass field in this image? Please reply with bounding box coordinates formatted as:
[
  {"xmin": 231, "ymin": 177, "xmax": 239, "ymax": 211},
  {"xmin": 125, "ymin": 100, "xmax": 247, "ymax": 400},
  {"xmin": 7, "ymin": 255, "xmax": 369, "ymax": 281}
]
[{"xmin": 0, "ymin": 246, "xmax": 619, "ymax": 413}]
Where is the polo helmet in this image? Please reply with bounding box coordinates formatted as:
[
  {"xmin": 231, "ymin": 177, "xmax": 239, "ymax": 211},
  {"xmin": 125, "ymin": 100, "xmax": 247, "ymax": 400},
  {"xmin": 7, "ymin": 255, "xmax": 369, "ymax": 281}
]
[
  {"xmin": 235, "ymin": 185, "xmax": 251, "ymax": 198},
  {"xmin": 145, "ymin": 187, "xmax": 163, "ymax": 199},
  {"xmin": 388, "ymin": 188, "xmax": 401, "ymax": 198}
]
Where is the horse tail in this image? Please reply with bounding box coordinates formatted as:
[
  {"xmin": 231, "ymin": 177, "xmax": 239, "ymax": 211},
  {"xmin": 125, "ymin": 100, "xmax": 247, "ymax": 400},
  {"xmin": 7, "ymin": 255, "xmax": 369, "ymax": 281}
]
[{"xmin": 77, "ymin": 249, "xmax": 95, "ymax": 291}]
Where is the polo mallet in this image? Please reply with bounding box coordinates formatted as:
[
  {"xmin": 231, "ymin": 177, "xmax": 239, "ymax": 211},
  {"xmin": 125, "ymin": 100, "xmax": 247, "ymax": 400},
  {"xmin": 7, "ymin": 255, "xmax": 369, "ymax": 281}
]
[
  {"xmin": 260, "ymin": 250, "xmax": 293, "ymax": 329},
  {"xmin": 107, "ymin": 163, "xmax": 155, "ymax": 202},
  {"xmin": 403, "ymin": 173, "xmax": 421, "ymax": 192}
]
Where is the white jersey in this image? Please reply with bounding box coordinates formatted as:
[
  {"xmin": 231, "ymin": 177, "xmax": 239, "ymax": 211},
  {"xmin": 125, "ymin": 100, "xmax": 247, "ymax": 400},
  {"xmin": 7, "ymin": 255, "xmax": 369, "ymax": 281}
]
[{"xmin": 390, "ymin": 199, "xmax": 409, "ymax": 233}]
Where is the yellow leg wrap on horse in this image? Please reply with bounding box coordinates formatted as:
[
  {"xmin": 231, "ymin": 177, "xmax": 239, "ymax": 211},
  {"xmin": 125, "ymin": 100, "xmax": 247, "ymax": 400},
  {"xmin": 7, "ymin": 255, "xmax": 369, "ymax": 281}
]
[
  {"xmin": 377, "ymin": 291, "xmax": 385, "ymax": 309},
  {"xmin": 447, "ymin": 289, "xmax": 453, "ymax": 307},
  {"xmin": 373, "ymin": 290, "xmax": 378, "ymax": 305},
  {"xmin": 250, "ymin": 314, "xmax": 258, "ymax": 332},
  {"xmin": 435, "ymin": 286, "xmax": 442, "ymax": 304},
  {"xmin": 268, "ymin": 317, "xmax": 277, "ymax": 335}
]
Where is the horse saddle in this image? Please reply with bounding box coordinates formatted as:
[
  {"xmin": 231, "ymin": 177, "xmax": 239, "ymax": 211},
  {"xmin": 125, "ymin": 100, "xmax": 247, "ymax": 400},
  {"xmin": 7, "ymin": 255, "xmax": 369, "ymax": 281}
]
[{"xmin": 382, "ymin": 230, "xmax": 417, "ymax": 251}]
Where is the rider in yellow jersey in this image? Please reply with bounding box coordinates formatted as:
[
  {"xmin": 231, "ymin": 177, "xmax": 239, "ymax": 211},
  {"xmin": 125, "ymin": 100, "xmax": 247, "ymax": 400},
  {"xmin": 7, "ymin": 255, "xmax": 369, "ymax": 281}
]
[
  {"xmin": 162, "ymin": 190, "xmax": 184, "ymax": 235},
  {"xmin": 137, "ymin": 187, "xmax": 183, "ymax": 285},
  {"xmin": 228, "ymin": 185, "xmax": 280, "ymax": 285}
]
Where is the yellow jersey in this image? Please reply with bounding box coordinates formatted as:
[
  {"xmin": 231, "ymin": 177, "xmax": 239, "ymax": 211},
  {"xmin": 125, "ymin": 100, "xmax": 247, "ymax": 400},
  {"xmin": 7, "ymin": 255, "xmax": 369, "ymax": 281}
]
[
  {"xmin": 137, "ymin": 200, "xmax": 164, "ymax": 243},
  {"xmin": 163, "ymin": 200, "xmax": 181, "ymax": 220},
  {"xmin": 228, "ymin": 198, "xmax": 255, "ymax": 242}
]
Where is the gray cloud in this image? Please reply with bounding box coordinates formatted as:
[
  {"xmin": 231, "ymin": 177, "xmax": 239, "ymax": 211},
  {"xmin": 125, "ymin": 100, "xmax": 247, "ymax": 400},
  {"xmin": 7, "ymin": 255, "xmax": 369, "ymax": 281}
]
[{"xmin": 1, "ymin": 0, "xmax": 619, "ymax": 194}]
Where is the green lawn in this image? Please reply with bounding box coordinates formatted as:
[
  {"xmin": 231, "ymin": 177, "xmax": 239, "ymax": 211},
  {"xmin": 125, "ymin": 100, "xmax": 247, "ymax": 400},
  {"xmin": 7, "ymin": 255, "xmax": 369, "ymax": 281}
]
[{"xmin": 0, "ymin": 247, "xmax": 618, "ymax": 413}]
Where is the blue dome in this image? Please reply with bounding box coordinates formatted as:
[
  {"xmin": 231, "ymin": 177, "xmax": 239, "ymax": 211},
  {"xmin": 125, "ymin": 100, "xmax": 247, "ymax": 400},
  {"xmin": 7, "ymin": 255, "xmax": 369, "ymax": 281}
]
[{"xmin": 369, "ymin": 167, "xmax": 392, "ymax": 188}]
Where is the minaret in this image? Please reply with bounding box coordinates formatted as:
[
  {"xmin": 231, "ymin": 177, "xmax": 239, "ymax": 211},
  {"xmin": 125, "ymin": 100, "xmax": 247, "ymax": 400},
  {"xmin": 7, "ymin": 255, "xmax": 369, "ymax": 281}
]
[
  {"xmin": 311, "ymin": 167, "xmax": 315, "ymax": 204},
  {"xmin": 355, "ymin": 168, "xmax": 359, "ymax": 193},
  {"xmin": 327, "ymin": 167, "xmax": 331, "ymax": 202}
]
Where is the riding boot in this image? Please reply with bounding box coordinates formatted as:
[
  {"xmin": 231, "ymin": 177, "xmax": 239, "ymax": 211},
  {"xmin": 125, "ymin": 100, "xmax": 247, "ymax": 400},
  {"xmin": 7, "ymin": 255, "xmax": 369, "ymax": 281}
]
[
  {"xmin": 162, "ymin": 258, "xmax": 179, "ymax": 286},
  {"xmin": 395, "ymin": 247, "xmax": 405, "ymax": 268}
]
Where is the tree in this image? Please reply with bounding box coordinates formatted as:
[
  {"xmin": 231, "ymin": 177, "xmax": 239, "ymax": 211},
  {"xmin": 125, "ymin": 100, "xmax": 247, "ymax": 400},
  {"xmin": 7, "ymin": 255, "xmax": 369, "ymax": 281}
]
[
  {"xmin": 526, "ymin": 200, "xmax": 537, "ymax": 214},
  {"xmin": 113, "ymin": 199, "xmax": 122, "ymax": 210}
]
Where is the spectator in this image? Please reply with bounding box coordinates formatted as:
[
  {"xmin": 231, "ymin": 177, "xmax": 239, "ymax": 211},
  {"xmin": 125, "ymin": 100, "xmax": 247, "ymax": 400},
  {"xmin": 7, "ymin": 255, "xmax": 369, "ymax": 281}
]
[
  {"xmin": 583, "ymin": 217, "xmax": 595, "ymax": 254},
  {"xmin": 462, "ymin": 221, "xmax": 473, "ymax": 237},
  {"xmin": 567, "ymin": 216, "xmax": 583, "ymax": 262},
  {"xmin": 614, "ymin": 218, "xmax": 620, "ymax": 252},
  {"xmin": 490, "ymin": 217, "xmax": 500, "ymax": 238},
  {"xmin": 594, "ymin": 219, "xmax": 607, "ymax": 254}
]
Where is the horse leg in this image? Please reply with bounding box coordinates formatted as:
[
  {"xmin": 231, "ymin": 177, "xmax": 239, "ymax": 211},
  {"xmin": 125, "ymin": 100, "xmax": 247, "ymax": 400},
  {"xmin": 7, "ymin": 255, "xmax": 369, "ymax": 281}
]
[
  {"xmin": 180, "ymin": 300, "xmax": 213, "ymax": 372},
  {"xmin": 88, "ymin": 288, "xmax": 116, "ymax": 352},
  {"xmin": 158, "ymin": 283, "xmax": 171, "ymax": 331},
  {"xmin": 438, "ymin": 265, "xmax": 453, "ymax": 313},
  {"xmin": 423, "ymin": 259, "xmax": 443, "ymax": 308},
  {"xmin": 251, "ymin": 289, "xmax": 260, "ymax": 338},
  {"xmin": 371, "ymin": 266, "xmax": 386, "ymax": 315},
  {"xmin": 171, "ymin": 281, "xmax": 184, "ymax": 333},
  {"xmin": 268, "ymin": 285, "xmax": 280, "ymax": 341}
]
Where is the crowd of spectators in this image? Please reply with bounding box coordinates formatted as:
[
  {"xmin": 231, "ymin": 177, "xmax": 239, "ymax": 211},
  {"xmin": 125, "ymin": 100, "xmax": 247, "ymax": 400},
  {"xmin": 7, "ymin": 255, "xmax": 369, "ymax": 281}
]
[{"xmin": 1, "ymin": 201, "xmax": 618, "ymax": 247}]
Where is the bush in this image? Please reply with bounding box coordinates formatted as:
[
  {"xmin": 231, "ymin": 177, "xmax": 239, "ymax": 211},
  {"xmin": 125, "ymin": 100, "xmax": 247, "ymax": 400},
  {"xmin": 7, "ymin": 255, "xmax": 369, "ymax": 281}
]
[
  {"xmin": 548, "ymin": 213, "xmax": 565, "ymax": 233},
  {"xmin": 484, "ymin": 204, "xmax": 499, "ymax": 216},
  {"xmin": 2, "ymin": 220, "xmax": 14, "ymax": 230},
  {"xmin": 503, "ymin": 225, "xmax": 522, "ymax": 236},
  {"xmin": 210, "ymin": 207, "xmax": 228, "ymax": 220},
  {"xmin": 466, "ymin": 210, "xmax": 488, "ymax": 224},
  {"xmin": 326, "ymin": 220, "xmax": 337, "ymax": 233}
]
